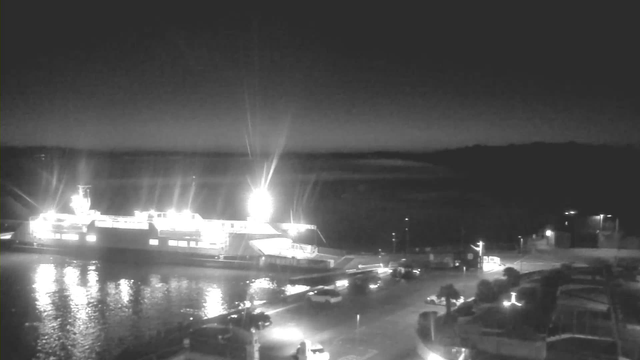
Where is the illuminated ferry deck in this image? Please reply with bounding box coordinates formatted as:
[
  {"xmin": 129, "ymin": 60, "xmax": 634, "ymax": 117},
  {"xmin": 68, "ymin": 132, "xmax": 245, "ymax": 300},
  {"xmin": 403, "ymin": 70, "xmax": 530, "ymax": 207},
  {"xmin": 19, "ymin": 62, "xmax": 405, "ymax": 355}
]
[{"xmin": 27, "ymin": 186, "xmax": 321, "ymax": 260}]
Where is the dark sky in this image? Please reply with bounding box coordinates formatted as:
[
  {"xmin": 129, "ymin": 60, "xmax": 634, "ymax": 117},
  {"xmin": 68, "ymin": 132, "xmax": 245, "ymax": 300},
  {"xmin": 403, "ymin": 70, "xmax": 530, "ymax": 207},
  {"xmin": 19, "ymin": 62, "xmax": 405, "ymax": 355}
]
[{"xmin": 3, "ymin": 3, "xmax": 639, "ymax": 152}]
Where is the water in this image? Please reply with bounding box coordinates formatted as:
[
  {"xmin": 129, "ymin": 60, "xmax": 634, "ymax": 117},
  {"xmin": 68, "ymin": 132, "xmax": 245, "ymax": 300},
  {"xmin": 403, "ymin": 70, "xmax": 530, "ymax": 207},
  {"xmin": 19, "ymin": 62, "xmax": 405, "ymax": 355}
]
[{"xmin": 0, "ymin": 252, "xmax": 294, "ymax": 360}]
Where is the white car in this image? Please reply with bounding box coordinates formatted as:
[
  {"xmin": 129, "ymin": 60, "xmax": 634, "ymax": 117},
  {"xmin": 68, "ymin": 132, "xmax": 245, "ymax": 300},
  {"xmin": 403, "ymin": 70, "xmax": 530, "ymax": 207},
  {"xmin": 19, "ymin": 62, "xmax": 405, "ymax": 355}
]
[
  {"xmin": 306, "ymin": 289, "xmax": 342, "ymax": 304},
  {"xmin": 425, "ymin": 295, "xmax": 466, "ymax": 307},
  {"xmin": 293, "ymin": 341, "xmax": 330, "ymax": 360}
]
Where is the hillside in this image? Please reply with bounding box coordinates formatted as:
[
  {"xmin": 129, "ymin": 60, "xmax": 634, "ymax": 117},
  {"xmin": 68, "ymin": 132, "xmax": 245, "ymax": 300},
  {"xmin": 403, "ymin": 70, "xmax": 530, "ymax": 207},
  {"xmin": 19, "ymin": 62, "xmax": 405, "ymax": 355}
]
[{"xmin": 2, "ymin": 143, "xmax": 639, "ymax": 250}]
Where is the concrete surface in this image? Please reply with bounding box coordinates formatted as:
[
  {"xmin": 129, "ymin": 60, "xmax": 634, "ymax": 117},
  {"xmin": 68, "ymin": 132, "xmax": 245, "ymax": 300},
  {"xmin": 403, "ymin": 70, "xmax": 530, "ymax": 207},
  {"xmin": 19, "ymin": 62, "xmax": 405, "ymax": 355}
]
[{"xmin": 256, "ymin": 270, "xmax": 504, "ymax": 360}]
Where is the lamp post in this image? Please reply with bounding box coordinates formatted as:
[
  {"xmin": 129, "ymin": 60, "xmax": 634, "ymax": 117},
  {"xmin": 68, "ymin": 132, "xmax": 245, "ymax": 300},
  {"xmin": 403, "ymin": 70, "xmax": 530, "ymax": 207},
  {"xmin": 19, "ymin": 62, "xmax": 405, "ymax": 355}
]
[
  {"xmin": 392, "ymin": 232, "xmax": 397, "ymax": 254},
  {"xmin": 564, "ymin": 210, "xmax": 577, "ymax": 247},
  {"xmin": 404, "ymin": 217, "xmax": 410, "ymax": 255},
  {"xmin": 471, "ymin": 240, "xmax": 484, "ymax": 270},
  {"xmin": 519, "ymin": 236, "xmax": 524, "ymax": 254}
]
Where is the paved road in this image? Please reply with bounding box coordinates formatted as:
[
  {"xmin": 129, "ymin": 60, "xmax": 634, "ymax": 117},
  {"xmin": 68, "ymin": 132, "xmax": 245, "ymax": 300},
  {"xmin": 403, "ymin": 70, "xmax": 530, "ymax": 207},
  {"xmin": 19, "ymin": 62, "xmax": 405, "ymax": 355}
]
[{"xmin": 256, "ymin": 269, "xmax": 503, "ymax": 360}]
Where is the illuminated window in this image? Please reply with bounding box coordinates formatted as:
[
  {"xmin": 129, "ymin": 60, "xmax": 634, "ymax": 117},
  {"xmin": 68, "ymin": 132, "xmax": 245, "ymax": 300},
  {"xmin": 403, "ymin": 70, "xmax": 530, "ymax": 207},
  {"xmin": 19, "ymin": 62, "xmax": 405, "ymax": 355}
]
[
  {"xmin": 190, "ymin": 241, "xmax": 197, "ymax": 247},
  {"xmin": 168, "ymin": 240, "xmax": 178, "ymax": 246},
  {"xmin": 178, "ymin": 241, "xmax": 188, "ymax": 247},
  {"xmin": 61, "ymin": 233, "xmax": 79, "ymax": 241},
  {"xmin": 149, "ymin": 239, "xmax": 159, "ymax": 246},
  {"xmin": 86, "ymin": 234, "xmax": 97, "ymax": 242}
]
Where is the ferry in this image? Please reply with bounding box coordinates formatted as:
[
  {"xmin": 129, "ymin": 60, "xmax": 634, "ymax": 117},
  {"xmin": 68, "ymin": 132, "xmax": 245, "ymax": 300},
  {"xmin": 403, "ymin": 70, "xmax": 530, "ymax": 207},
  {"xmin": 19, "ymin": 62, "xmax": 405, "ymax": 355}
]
[{"xmin": 9, "ymin": 186, "xmax": 341, "ymax": 272}]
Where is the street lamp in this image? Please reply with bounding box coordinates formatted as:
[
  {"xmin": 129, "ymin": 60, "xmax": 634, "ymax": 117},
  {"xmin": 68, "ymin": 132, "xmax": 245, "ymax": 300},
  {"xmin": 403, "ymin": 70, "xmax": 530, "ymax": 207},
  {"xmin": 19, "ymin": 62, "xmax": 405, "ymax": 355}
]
[
  {"xmin": 404, "ymin": 217, "xmax": 410, "ymax": 254},
  {"xmin": 598, "ymin": 214, "xmax": 609, "ymax": 231},
  {"xmin": 392, "ymin": 232, "xmax": 397, "ymax": 254},
  {"xmin": 471, "ymin": 240, "xmax": 484, "ymax": 270},
  {"xmin": 248, "ymin": 188, "xmax": 273, "ymax": 222},
  {"xmin": 518, "ymin": 236, "xmax": 524, "ymax": 254}
]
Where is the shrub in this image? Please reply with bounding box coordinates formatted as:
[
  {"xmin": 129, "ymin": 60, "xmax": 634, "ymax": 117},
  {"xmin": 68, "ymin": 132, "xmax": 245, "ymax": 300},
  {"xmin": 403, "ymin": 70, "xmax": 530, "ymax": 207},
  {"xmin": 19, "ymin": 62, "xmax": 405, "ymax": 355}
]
[
  {"xmin": 475, "ymin": 279, "xmax": 497, "ymax": 303},
  {"xmin": 516, "ymin": 286, "xmax": 539, "ymax": 306},
  {"xmin": 453, "ymin": 300, "xmax": 475, "ymax": 317},
  {"xmin": 437, "ymin": 284, "xmax": 462, "ymax": 314},
  {"xmin": 503, "ymin": 267, "xmax": 521, "ymax": 287},
  {"xmin": 492, "ymin": 278, "xmax": 510, "ymax": 297}
]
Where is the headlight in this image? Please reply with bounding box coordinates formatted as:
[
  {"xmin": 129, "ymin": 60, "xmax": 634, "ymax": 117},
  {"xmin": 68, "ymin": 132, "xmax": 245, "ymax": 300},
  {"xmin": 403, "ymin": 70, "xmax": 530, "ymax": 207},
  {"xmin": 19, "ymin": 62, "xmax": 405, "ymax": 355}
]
[{"xmin": 427, "ymin": 351, "xmax": 447, "ymax": 360}]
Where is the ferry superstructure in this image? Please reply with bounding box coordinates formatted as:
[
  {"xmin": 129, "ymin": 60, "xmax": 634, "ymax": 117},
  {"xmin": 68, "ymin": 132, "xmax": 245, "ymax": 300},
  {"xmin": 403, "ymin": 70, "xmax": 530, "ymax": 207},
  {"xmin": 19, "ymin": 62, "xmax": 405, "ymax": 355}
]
[{"xmin": 22, "ymin": 186, "xmax": 337, "ymax": 270}]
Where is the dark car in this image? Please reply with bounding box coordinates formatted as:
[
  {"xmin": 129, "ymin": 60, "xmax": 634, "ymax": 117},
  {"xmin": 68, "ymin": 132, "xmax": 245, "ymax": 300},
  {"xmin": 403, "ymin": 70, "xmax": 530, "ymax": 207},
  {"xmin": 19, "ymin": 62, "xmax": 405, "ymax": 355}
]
[
  {"xmin": 392, "ymin": 264, "xmax": 420, "ymax": 279},
  {"xmin": 349, "ymin": 274, "xmax": 383, "ymax": 294},
  {"xmin": 224, "ymin": 311, "xmax": 272, "ymax": 331}
]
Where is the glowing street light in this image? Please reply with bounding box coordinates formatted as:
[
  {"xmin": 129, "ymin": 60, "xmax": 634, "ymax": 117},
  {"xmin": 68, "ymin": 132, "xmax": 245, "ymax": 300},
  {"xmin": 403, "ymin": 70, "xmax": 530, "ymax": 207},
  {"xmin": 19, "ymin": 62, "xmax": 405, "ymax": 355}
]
[
  {"xmin": 248, "ymin": 188, "xmax": 273, "ymax": 222},
  {"xmin": 545, "ymin": 229, "xmax": 553, "ymax": 237},
  {"xmin": 471, "ymin": 240, "xmax": 484, "ymax": 270}
]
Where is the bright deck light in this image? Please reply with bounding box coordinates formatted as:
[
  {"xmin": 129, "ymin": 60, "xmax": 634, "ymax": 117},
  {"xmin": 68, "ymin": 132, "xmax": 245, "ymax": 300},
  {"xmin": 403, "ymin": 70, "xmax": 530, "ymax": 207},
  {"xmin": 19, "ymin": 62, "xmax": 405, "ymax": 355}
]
[{"xmin": 248, "ymin": 188, "xmax": 273, "ymax": 222}]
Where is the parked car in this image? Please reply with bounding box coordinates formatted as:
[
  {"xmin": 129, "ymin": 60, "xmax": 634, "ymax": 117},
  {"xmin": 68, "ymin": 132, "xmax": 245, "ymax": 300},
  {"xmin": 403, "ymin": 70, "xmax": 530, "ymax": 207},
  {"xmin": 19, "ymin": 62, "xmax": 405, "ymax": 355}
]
[
  {"xmin": 224, "ymin": 310, "xmax": 272, "ymax": 331},
  {"xmin": 425, "ymin": 294, "xmax": 466, "ymax": 307},
  {"xmin": 306, "ymin": 289, "xmax": 342, "ymax": 304}
]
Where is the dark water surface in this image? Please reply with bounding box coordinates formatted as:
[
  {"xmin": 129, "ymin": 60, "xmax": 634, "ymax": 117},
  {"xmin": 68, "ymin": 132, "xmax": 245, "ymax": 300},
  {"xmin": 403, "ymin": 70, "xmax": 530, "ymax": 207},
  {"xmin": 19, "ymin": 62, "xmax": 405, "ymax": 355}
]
[{"xmin": 0, "ymin": 252, "xmax": 294, "ymax": 360}]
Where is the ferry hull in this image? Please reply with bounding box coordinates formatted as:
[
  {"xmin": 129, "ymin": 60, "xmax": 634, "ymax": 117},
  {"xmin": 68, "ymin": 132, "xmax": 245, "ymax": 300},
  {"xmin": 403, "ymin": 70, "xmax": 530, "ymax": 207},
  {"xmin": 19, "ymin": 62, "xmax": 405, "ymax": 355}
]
[{"xmin": 10, "ymin": 223, "xmax": 333, "ymax": 273}]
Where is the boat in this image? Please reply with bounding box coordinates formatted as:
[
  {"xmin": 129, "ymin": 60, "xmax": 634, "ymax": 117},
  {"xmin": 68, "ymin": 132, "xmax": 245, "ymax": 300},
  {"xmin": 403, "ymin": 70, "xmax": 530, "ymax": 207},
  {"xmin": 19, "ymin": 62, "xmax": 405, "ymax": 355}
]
[{"xmin": 10, "ymin": 186, "xmax": 340, "ymax": 272}]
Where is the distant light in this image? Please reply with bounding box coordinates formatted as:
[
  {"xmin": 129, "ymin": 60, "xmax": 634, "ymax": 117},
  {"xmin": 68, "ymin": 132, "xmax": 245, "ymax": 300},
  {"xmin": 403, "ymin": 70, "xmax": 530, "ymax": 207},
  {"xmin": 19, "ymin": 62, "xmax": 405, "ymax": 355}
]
[
  {"xmin": 149, "ymin": 239, "xmax": 159, "ymax": 246},
  {"xmin": 86, "ymin": 234, "xmax": 97, "ymax": 242},
  {"xmin": 405, "ymin": 217, "xmax": 409, "ymax": 221},
  {"xmin": 248, "ymin": 188, "xmax": 273, "ymax": 222},
  {"xmin": 545, "ymin": 230, "xmax": 553, "ymax": 237},
  {"xmin": 369, "ymin": 283, "xmax": 380, "ymax": 289},
  {"xmin": 606, "ymin": 214, "xmax": 612, "ymax": 218},
  {"xmin": 335, "ymin": 279, "xmax": 349, "ymax": 288}
]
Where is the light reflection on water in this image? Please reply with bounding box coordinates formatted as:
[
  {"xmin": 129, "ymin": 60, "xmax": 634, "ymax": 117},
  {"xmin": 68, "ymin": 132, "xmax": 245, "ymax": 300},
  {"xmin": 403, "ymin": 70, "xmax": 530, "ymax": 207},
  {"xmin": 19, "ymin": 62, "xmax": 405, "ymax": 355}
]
[{"xmin": 1, "ymin": 253, "xmax": 292, "ymax": 360}]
